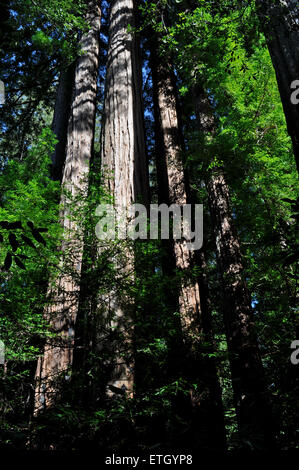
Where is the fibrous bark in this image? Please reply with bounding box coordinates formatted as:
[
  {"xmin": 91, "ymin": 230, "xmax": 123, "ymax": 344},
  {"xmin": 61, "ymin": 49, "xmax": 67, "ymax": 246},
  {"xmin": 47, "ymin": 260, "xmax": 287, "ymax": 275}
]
[
  {"xmin": 194, "ymin": 85, "xmax": 276, "ymax": 448},
  {"xmin": 34, "ymin": 0, "xmax": 101, "ymax": 414},
  {"xmin": 99, "ymin": 0, "xmax": 149, "ymax": 397},
  {"xmin": 50, "ymin": 63, "xmax": 76, "ymax": 181},
  {"xmin": 151, "ymin": 51, "xmax": 226, "ymax": 450},
  {"xmin": 151, "ymin": 57, "xmax": 201, "ymax": 338}
]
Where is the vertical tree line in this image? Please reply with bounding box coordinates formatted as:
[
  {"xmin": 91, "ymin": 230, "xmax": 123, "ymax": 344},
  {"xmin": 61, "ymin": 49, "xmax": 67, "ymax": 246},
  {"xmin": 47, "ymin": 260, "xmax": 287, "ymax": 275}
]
[
  {"xmin": 34, "ymin": 0, "xmax": 101, "ymax": 413},
  {"xmin": 0, "ymin": 0, "xmax": 298, "ymax": 452}
]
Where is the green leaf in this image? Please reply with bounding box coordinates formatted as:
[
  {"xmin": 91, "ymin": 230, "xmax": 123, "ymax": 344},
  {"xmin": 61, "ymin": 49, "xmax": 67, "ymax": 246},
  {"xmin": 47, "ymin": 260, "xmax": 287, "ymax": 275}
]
[
  {"xmin": 4, "ymin": 252, "xmax": 12, "ymax": 270},
  {"xmin": 0, "ymin": 221, "xmax": 9, "ymax": 229},
  {"xmin": 7, "ymin": 221, "xmax": 23, "ymax": 229},
  {"xmin": 8, "ymin": 233, "xmax": 18, "ymax": 252},
  {"xmin": 14, "ymin": 256, "xmax": 26, "ymax": 270},
  {"xmin": 31, "ymin": 229, "xmax": 46, "ymax": 246},
  {"xmin": 21, "ymin": 234, "xmax": 36, "ymax": 249}
]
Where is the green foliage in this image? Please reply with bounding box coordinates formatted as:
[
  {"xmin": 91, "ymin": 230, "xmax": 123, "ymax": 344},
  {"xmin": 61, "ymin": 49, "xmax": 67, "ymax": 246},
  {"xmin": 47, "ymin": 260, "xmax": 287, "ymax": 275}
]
[
  {"xmin": 140, "ymin": 0, "xmax": 298, "ymax": 449},
  {"xmin": 0, "ymin": 0, "xmax": 298, "ymax": 453},
  {"xmin": 0, "ymin": 127, "xmax": 61, "ymax": 443}
]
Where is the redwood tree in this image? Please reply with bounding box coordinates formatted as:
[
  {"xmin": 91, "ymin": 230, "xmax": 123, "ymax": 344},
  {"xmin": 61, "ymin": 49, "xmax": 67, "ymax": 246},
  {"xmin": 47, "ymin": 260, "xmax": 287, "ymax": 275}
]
[
  {"xmin": 34, "ymin": 0, "xmax": 101, "ymax": 414},
  {"xmin": 50, "ymin": 63, "xmax": 76, "ymax": 181},
  {"xmin": 98, "ymin": 0, "xmax": 149, "ymax": 397},
  {"xmin": 256, "ymin": 0, "xmax": 299, "ymax": 172},
  {"xmin": 151, "ymin": 48, "xmax": 226, "ymax": 450},
  {"xmin": 194, "ymin": 84, "xmax": 276, "ymax": 448}
]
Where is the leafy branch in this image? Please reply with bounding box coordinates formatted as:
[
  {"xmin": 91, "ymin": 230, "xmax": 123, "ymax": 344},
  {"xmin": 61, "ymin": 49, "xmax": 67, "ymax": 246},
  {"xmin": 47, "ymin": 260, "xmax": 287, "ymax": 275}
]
[{"xmin": 0, "ymin": 220, "xmax": 48, "ymax": 270}]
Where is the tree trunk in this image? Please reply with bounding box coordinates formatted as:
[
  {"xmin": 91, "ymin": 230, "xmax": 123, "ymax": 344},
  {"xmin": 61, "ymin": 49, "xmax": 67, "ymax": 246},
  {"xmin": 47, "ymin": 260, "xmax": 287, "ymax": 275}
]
[
  {"xmin": 98, "ymin": 0, "xmax": 149, "ymax": 397},
  {"xmin": 50, "ymin": 63, "xmax": 76, "ymax": 181},
  {"xmin": 194, "ymin": 85, "xmax": 276, "ymax": 448},
  {"xmin": 151, "ymin": 51, "xmax": 226, "ymax": 450},
  {"xmin": 34, "ymin": 0, "xmax": 101, "ymax": 414},
  {"xmin": 151, "ymin": 56, "xmax": 202, "ymax": 338},
  {"xmin": 256, "ymin": 0, "xmax": 299, "ymax": 172}
]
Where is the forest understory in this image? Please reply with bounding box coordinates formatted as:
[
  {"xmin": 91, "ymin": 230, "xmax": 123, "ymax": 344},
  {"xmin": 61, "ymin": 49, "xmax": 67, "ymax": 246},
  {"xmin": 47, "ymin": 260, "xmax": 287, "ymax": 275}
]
[{"xmin": 0, "ymin": 0, "xmax": 298, "ymax": 455}]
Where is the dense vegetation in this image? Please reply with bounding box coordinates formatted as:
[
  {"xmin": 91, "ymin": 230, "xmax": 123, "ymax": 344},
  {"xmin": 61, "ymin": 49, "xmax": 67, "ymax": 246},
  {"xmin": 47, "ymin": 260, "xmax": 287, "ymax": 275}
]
[{"xmin": 0, "ymin": 0, "xmax": 298, "ymax": 454}]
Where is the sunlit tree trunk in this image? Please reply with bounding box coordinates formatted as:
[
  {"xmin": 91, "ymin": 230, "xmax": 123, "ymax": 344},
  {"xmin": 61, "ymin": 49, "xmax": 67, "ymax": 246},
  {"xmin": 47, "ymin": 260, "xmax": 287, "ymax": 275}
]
[
  {"xmin": 99, "ymin": 0, "xmax": 149, "ymax": 398},
  {"xmin": 50, "ymin": 63, "xmax": 76, "ymax": 181},
  {"xmin": 151, "ymin": 57, "xmax": 201, "ymax": 338},
  {"xmin": 194, "ymin": 85, "xmax": 276, "ymax": 448},
  {"xmin": 34, "ymin": 0, "xmax": 101, "ymax": 414},
  {"xmin": 151, "ymin": 51, "xmax": 226, "ymax": 450},
  {"xmin": 256, "ymin": 0, "xmax": 299, "ymax": 172}
]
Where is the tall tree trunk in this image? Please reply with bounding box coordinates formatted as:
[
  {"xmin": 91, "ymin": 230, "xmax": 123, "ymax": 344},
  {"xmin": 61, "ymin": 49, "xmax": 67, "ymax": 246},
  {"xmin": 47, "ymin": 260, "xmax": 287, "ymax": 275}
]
[
  {"xmin": 34, "ymin": 0, "xmax": 101, "ymax": 414},
  {"xmin": 194, "ymin": 85, "xmax": 276, "ymax": 448},
  {"xmin": 98, "ymin": 0, "xmax": 149, "ymax": 397},
  {"xmin": 256, "ymin": 0, "xmax": 299, "ymax": 172},
  {"xmin": 50, "ymin": 63, "xmax": 76, "ymax": 181},
  {"xmin": 151, "ymin": 50, "xmax": 226, "ymax": 450},
  {"xmin": 151, "ymin": 55, "xmax": 201, "ymax": 338}
]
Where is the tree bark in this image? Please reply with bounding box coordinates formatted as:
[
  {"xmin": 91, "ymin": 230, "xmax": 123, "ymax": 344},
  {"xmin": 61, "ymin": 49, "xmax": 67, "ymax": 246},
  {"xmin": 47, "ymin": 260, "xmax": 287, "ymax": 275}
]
[
  {"xmin": 194, "ymin": 85, "xmax": 276, "ymax": 448},
  {"xmin": 151, "ymin": 57, "xmax": 202, "ymax": 338},
  {"xmin": 34, "ymin": 0, "xmax": 101, "ymax": 414},
  {"xmin": 151, "ymin": 50, "xmax": 226, "ymax": 450},
  {"xmin": 256, "ymin": 0, "xmax": 299, "ymax": 172},
  {"xmin": 50, "ymin": 63, "xmax": 76, "ymax": 181},
  {"xmin": 99, "ymin": 0, "xmax": 149, "ymax": 397}
]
